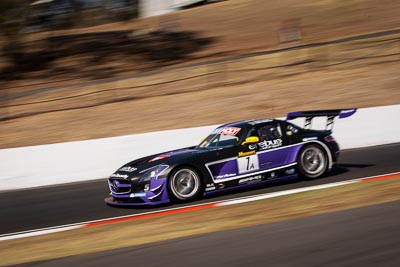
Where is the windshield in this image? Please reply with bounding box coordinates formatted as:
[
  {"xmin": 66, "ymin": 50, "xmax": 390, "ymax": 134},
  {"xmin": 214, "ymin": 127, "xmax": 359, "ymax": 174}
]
[{"xmin": 198, "ymin": 126, "xmax": 243, "ymax": 148}]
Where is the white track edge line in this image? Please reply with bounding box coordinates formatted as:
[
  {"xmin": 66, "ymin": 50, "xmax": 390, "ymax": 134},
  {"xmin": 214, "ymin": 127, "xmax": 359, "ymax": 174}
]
[
  {"xmin": 0, "ymin": 226, "xmax": 82, "ymax": 241},
  {"xmin": 216, "ymin": 180, "xmax": 357, "ymax": 206},
  {"xmin": 213, "ymin": 171, "xmax": 399, "ymax": 207},
  {"xmin": 1, "ymin": 171, "xmax": 399, "ymax": 241},
  {"xmin": 0, "ymin": 200, "xmax": 224, "ymax": 240}
]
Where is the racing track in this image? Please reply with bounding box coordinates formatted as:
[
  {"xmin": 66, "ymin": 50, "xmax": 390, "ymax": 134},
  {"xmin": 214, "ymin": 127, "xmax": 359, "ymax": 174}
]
[
  {"xmin": 1, "ymin": 143, "xmax": 399, "ymax": 235},
  {"xmin": 15, "ymin": 200, "xmax": 400, "ymax": 267}
]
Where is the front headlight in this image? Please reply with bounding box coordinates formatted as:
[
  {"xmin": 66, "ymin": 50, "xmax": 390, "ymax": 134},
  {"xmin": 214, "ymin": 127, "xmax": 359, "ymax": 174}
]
[{"xmin": 139, "ymin": 165, "xmax": 169, "ymax": 183}]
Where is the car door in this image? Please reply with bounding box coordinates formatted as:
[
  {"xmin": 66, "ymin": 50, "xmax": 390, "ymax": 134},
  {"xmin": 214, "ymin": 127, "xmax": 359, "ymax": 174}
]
[
  {"xmin": 206, "ymin": 122, "xmax": 292, "ymax": 181},
  {"xmin": 204, "ymin": 129, "xmax": 243, "ymax": 181},
  {"xmin": 239, "ymin": 122, "xmax": 289, "ymax": 173},
  {"xmin": 258, "ymin": 122, "xmax": 291, "ymax": 170}
]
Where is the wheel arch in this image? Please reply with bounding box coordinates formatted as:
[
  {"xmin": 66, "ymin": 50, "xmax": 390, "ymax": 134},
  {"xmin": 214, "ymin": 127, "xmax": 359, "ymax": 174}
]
[
  {"xmin": 167, "ymin": 163, "xmax": 205, "ymax": 202},
  {"xmin": 298, "ymin": 140, "xmax": 333, "ymax": 169},
  {"xmin": 168, "ymin": 163, "xmax": 204, "ymax": 180}
]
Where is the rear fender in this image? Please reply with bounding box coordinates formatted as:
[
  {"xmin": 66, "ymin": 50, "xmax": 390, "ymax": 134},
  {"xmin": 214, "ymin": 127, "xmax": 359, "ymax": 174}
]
[{"xmin": 300, "ymin": 141, "xmax": 333, "ymax": 169}]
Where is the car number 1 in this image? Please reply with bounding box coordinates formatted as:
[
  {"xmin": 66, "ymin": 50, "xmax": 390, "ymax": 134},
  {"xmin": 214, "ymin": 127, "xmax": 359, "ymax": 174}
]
[{"xmin": 237, "ymin": 154, "xmax": 259, "ymax": 174}]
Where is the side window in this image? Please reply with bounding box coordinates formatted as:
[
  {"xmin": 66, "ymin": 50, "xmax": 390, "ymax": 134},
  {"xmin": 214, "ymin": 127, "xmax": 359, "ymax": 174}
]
[
  {"xmin": 218, "ymin": 134, "xmax": 239, "ymax": 147},
  {"xmin": 256, "ymin": 123, "xmax": 283, "ymax": 150},
  {"xmin": 247, "ymin": 128, "xmax": 258, "ymax": 138},
  {"xmin": 286, "ymin": 123, "xmax": 299, "ymax": 134},
  {"xmin": 257, "ymin": 124, "xmax": 282, "ymax": 142}
]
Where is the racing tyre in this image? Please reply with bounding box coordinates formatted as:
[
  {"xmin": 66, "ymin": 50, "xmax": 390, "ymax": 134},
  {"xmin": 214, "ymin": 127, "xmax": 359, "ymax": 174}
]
[
  {"xmin": 298, "ymin": 144, "xmax": 328, "ymax": 179},
  {"xmin": 168, "ymin": 167, "xmax": 203, "ymax": 202}
]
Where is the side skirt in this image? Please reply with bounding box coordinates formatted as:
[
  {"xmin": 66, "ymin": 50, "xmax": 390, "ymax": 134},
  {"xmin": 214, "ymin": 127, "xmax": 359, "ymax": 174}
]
[{"xmin": 204, "ymin": 165, "xmax": 298, "ymax": 195}]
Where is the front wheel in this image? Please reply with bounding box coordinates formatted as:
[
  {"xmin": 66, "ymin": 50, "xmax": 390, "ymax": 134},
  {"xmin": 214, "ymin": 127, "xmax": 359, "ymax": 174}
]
[
  {"xmin": 168, "ymin": 167, "xmax": 203, "ymax": 202},
  {"xmin": 298, "ymin": 144, "xmax": 328, "ymax": 179}
]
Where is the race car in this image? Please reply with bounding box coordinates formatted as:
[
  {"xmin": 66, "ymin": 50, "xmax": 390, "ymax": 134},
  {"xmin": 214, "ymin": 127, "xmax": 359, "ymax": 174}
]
[{"xmin": 105, "ymin": 109, "xmax": 356, "ymax": 206}]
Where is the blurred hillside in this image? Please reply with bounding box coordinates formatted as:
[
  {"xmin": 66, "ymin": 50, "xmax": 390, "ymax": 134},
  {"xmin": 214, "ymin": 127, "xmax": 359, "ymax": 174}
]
[
  {"xmin": 1, "ymin": 0, "xmax": 399, "ymax": 87},
  {"xmin": 0, "ymin": 0, "xmax": 399, "ymax": 147}
]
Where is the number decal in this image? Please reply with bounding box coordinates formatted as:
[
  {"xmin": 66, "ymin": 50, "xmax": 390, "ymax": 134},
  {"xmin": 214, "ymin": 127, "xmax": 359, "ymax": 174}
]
[{"xmin": 237, "ymin": 154, "xmax": 259, "ymax": 174}]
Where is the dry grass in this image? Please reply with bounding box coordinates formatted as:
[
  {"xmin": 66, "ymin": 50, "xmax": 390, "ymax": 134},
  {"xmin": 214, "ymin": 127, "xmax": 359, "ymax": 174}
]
[{"xmin": 1, "ymin": 178, "xmax": 399, "ymax": 266}]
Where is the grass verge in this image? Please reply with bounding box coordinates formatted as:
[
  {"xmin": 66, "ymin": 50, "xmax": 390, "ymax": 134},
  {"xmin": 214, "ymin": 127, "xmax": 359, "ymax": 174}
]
[{"xmin": 1, "ymin": 178, "xmax": 400, "ymax": 266}]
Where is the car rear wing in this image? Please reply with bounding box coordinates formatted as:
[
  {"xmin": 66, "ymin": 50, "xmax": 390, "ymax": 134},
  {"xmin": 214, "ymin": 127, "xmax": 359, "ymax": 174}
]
[{"xmin": 286, "ymin": 108, "xmax": 357, "ymax": 131}]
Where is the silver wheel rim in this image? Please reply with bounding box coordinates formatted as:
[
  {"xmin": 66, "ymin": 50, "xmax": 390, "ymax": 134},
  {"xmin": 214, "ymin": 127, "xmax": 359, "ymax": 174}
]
[
  {"xmin": 301, "ymin": 146, "xmax": 326, "ymax": 175},
  {"xmin": 170, "ymin": 169, "xmax": 200, "ymax": 199}
]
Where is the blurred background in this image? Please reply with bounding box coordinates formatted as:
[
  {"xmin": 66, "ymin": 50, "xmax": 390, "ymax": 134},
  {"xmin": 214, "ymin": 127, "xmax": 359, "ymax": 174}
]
[
  {"xmin": 0, "ymin": 0, "xmax": 399, "ymax": 148},
  {"xmin": 0, "ymin": 2, "xmax": 399, "ymax": 266}
]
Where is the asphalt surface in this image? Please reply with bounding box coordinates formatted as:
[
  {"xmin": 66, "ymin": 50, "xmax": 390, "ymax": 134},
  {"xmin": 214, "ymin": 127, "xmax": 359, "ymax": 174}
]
[
  {"xmin": 1, "ymin": 143, "xmax": 399, "ymax": 235},
  {"xmin": 14, "ymin": 200, "xmax": 400, "ymax": 267}
]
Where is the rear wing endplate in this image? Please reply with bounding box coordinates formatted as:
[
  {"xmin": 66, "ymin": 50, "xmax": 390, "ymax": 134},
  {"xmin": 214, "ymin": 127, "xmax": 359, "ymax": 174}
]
[{"xmin": 286, "ymin": 108, "xmax": 357, "ymax": 131}]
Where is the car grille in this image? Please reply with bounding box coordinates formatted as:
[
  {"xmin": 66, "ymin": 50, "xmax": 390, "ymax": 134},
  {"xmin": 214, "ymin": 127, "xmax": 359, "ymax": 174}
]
[{"xmin": 109, "ymin": 179, "xmax": 131, "ymax": 194}]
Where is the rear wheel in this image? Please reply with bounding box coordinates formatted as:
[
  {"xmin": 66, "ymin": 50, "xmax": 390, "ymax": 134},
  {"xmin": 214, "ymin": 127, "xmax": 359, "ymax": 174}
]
[
  {"xmin": 298, "ymin": 144, "xmax": 328, "ymax": 179},
  {"xmin": 168, "ymin": 167, "xmax": 203, "ymax": 202}
]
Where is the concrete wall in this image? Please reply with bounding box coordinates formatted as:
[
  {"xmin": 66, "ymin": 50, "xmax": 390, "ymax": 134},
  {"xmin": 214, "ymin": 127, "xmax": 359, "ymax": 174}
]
[
  {"xmin": 140, "ymin": 0, "xmax": 206, "ymax": 17},
  {"xmin": 0, "ymin": 104, "xmax": 399, "ymax": 191}
]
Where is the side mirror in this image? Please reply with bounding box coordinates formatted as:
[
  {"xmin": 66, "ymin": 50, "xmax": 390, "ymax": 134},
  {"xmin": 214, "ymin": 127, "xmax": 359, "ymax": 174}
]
[{"xmin": 241, "ymin": 136, "xmax": 260, "ymax": 145}]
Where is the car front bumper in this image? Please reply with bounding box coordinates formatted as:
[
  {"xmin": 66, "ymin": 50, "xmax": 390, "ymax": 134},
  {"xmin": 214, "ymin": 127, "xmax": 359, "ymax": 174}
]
[{"xmin": 105, "ymin": 178, "xmax": 170, "ymax": 206}]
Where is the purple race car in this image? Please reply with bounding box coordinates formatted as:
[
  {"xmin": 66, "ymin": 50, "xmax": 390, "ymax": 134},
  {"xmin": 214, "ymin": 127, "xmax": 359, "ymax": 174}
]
[{"xmin": 105, "ymin": 109, "xmax": 356, "ymax": 206}]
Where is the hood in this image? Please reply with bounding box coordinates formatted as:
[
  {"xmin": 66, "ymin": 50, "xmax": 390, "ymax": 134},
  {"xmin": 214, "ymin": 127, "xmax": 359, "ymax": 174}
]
[
  {"xmin": 135, "ymin": 147, "xmax": 198, "ymax": 165},
  {"xmin": 147, "ymin": 148, "xmax": 198, "ymax": 162},
  {"xmin": 110, "ymin": 147, "xmax": 206, "ymax": 178}
]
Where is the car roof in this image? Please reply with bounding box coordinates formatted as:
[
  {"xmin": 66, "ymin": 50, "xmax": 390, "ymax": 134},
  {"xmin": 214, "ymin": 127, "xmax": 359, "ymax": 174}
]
[{"xmin": 220, "ymin": 118, "xmax": 280, "ymax": 129}]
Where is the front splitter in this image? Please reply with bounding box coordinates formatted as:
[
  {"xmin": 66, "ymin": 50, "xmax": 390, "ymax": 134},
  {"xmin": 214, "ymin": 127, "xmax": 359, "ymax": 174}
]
[{"xmin": 104, "ymin": 197, "xmax": 170, "ymax": 207}]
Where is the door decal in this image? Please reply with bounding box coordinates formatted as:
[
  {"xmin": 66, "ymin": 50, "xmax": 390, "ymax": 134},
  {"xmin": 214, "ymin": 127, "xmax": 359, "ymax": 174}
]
[{"xmin": 237, "ymin": 154, "xmax": 259, "ymax": 174}]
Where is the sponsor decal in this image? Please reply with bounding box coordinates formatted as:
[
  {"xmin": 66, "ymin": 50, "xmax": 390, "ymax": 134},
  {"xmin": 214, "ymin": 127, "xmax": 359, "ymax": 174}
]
[
  {"xmin": 149, "ymin": 155, "xmax": 170, "ymax": 162},
  {"xmin": 144, "ymin": 184, "xmax": 150, "ymax": 191},
  {"xmin": 258, "ymin": 139, "xmax": 282, "ymax": 150},
  {"xmin": 249, "ymin": 144, "xmax": 257, "ymax": 150},
  {"xmin": 238, "ymin": 154, "xmax": 260, "ymax": 174},
  {"xmin": 129, "ymin": 192, "xmax": 146, "ymax": 198},
  {"xmin": 119, "ymin": 166, "xmax": 137, "ymax": 172},
  {"xmin": 218, "ymin": 127, "xmax": 241, "ymax": 136},
  {"xmin": 216, "ymin": 173, "xmax": 236, "ymax": 179},
  {"xmin": 285, "ymin": 168, "xmax": 295, "ymax": 175},
  {"xmin": 341, "ymin": 109, "xmax": 355, "ymax": 114},
  {"xmin": 249, "ymin": 119, "xmax": 272, "ymax": 125},
  {"xmin": 302, "ymin": 137, "xmax": 318, "ymax": 141},
  {"xmin": 206, "ymin": 183, "xmax": 216, "ymax": 191},
  {"xmin": 110, "ymin": 173, "xmax": 128, "ymax": 179},
  {"xmin": 239, "ymin": 175, "xmax": 262, "ymax": 185},
  {"xmin": 205, "ymin": 186, "xmax": 216, "ymax": 192},
  {"xmin": 238, "ymin": 150, "xmax": 256, "ymax": 157}
]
